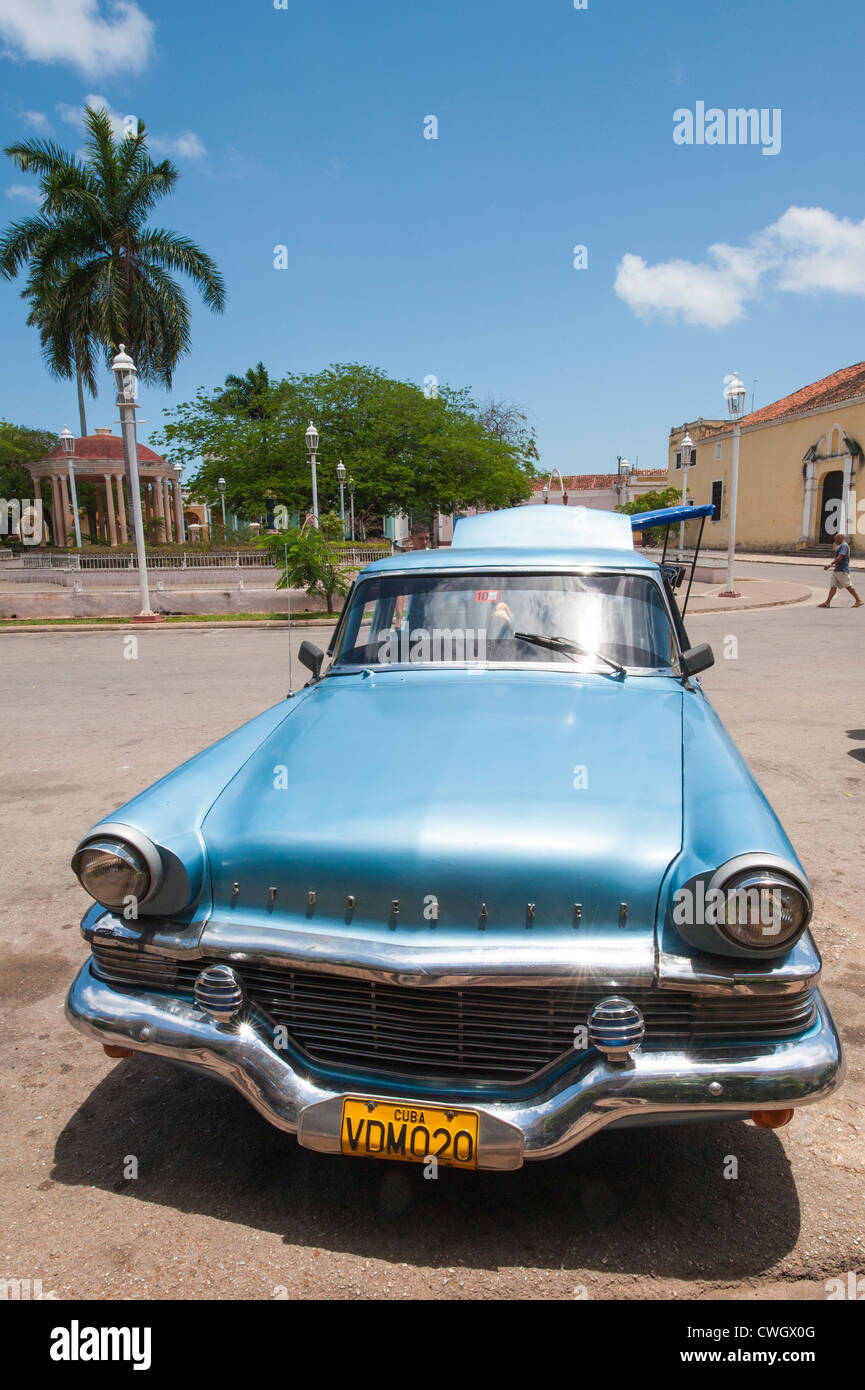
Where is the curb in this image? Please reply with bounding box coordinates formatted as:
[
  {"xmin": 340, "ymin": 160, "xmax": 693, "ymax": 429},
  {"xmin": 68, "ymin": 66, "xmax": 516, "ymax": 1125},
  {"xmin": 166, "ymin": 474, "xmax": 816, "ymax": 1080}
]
[
  {"xmin": 684, "ymin": 577, "xmax": 813, "ymax": 615},
  {"xmin": 0, "ymin": 617, "xmax": 340, "ymax": 634}
]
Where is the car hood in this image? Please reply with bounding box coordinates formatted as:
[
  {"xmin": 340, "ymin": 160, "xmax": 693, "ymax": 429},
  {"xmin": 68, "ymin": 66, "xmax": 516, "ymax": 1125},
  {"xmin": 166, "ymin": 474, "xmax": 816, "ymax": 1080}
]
[{"xmin": 200, "ymin": 669, "xmax": 683, "ymax": 940}]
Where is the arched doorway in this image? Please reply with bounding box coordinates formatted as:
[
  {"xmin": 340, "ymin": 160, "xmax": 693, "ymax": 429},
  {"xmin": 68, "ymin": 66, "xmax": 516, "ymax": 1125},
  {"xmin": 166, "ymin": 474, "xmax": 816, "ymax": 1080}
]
[{"xmin": 819, "ymin": 470, "xmax": 844, "ymax": 541}]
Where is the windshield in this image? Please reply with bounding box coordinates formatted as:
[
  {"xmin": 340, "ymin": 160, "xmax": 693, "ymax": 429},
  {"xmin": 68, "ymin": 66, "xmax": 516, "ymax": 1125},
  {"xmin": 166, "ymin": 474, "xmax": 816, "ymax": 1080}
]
[{"xmin": 331, "ymin": 571, "xmax": 679, "ymax": 671}]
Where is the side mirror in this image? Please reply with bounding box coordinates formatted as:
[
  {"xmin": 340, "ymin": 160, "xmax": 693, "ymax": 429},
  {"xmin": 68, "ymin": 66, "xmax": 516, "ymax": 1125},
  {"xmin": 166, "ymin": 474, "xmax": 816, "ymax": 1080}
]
[
  {"xmin": 299, "ymin": 640, "xmax": 324, "ymax": 680},
  {"xmin": 680, "ymin": 643, "xmax": 714, "ymax": 678}
]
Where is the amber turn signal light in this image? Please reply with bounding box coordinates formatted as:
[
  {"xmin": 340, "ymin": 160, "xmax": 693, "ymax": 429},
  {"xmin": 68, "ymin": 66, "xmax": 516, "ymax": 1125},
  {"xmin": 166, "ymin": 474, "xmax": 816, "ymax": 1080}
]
[
  {"xmin": 750, "ymin": 1108, "xmax": 794, "ymax": 1129},
  {"xmin": 102, "ymin": 1044, "xmax": 133, "ymax": 1059}
]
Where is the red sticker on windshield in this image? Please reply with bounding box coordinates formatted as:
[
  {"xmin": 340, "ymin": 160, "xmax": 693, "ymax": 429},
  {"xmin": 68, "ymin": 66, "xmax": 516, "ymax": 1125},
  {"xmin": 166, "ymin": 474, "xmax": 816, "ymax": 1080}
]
[{"xmin": 475, "ymin": 589, "xmax": 500, "ymax": 601}]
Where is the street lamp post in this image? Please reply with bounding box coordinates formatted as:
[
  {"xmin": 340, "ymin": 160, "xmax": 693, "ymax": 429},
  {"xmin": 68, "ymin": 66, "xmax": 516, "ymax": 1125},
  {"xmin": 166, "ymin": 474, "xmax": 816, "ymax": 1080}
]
[
  {"xmin": 305, "ymin": 421, "xmax": 320, "ymax": 527},
  {"xmin": 60, "ymin": 425, "xmax": 82, "ymax": 549},
  {"xmin": 721, "ymin": 373, "xmax": 747, "ymax": 597},
  {"xmin": 348, "ymin": 475, "xmax": 355, "ymax": 542},
  {"xmin": 617, "ymin": 456, "xmax": 631, "ymax": 508},
  {"xmin": 112, "ymin": 345, "xmax": 156, "ymax": 619},
  {"xmin": 218, "ymin": 476, "xmax": 227, "ymax": 531},
  {"xmin": 542, "ymin": 484, "xmax": 549, "ymax": 505},
  {"xmin": 678, "ymin": 432, "xmax": 693, "ymax": 561},
  {"xmin": 336, "ymin": 460, "xmax": 346, "ymax": 536}
]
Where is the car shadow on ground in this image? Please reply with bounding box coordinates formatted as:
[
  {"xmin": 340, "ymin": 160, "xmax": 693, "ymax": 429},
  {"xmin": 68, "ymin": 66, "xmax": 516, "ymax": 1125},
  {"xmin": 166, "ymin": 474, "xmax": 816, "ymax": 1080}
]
[
  {"xmin": 51, "ymin": 1056, "xmax": 802, "ymax": 1281},
  {"xmin": 846, "ymin": 729, "xmax": 865, "ymax": 763}
]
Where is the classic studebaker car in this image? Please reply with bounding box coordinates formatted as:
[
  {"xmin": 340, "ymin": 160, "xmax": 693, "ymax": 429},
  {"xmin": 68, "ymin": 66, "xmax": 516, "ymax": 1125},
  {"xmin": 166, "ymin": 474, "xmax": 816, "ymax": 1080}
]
[{"xmin": 66, "ymin": 504, "xmax": 844, "ymax": 1171}]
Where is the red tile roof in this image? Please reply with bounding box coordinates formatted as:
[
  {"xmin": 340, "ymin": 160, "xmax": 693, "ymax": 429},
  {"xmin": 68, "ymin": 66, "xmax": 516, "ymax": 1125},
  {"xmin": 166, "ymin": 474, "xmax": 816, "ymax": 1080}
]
[
  {"xmin": 706, "ymin": 362, "xmax": 865, "ymax": 438},
  {"xmin": 531, "ymin": 470, "xmax": 667, "ymax": 492},
  {"xmin": 40, "ymin": 433, "xmax": 167, "ymax": 465}
]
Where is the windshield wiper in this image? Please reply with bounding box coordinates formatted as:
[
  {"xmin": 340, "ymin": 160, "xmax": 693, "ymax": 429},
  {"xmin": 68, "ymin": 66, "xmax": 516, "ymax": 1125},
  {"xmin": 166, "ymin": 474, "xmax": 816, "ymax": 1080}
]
[{"xmin": 513, "ymin": 631, "xmax": 627, "ymax": 678}]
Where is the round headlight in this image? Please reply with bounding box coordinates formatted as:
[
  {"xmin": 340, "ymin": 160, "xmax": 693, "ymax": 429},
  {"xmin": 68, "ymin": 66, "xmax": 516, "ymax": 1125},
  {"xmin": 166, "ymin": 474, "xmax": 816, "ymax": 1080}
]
[
  {"xmin": 717, "ymin": 870, "xmax": 810, "ymax": 951},
  {"xmin": 72, "ymin": 838, "xmax": 151, "ymax": 910}
]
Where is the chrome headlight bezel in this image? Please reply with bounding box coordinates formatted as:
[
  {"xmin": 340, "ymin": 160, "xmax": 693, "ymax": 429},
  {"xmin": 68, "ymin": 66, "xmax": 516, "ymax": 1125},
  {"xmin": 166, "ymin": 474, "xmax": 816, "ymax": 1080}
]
[
  {"xmin": 709, "ymin": 856, "xmax": 812, "ymax": 953},
  {"xmin": 71, "ymin": 825, "xmax": 163, "ymax": 910}
]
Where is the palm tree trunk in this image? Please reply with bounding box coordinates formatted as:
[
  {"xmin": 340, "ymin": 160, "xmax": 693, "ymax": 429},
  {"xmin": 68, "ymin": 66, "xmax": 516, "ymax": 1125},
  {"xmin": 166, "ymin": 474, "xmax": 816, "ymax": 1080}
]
[{"xmin": 76, "ymin": 362, "xmax": 88, "ymax": 437}]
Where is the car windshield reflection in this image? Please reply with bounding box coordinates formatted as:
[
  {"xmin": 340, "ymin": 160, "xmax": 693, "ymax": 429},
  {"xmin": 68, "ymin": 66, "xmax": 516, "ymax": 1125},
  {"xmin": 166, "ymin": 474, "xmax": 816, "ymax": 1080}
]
[{"xmin": 331, "ymin": 572, "xmax": 678, "ymax": 672}]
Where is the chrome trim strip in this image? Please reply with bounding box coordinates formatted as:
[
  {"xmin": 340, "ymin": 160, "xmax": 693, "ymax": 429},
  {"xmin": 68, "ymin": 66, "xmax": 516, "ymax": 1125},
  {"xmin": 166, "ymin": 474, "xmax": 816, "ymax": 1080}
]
[
  {"xmin": 657, "ymin": 930, "xmax": 822, "ymax": 996},
  {"xmin": 199, "ymin": 918, "xmax": 657, "ymax": 988},
  {"xmin": 83, "ymin": 908, "xmax": 824, "ymax": 996},
  {"xmin": 66, "ymin": 962, "xmax": 844, "ymax": 1165},
  {"xmin": 82, "ymin": 906, "xmax": 205, "ymax": 956}
]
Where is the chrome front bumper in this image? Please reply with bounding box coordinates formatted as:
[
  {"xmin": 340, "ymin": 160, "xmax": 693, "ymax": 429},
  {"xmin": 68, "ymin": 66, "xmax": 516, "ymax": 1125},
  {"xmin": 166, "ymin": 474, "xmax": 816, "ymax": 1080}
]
[{"xmin": 66, "ymin": 961, "xmax": 844, "ymax": 1170}]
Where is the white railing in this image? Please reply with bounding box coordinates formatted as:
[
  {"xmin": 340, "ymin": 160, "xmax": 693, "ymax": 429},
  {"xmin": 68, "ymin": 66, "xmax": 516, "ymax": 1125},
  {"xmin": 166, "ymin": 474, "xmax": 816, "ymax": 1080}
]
[
  {"xmin": 334, "ymin": 546, "xmax": 393, "ymax": 564},
  {"xmin": 21, "ymin": 550, "xmax": 274, "ymax": 571},
  {"xmin": 20, "ymin": 544, "xmax": 392, "ymax": 571}
]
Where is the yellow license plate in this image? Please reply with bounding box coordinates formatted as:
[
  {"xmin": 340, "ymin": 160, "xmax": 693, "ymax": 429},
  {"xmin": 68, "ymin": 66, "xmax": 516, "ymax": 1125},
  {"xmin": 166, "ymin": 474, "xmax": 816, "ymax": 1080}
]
[{"xmin": 340, "ymin": 1098, "xmax": 479, "ymax": 1169}]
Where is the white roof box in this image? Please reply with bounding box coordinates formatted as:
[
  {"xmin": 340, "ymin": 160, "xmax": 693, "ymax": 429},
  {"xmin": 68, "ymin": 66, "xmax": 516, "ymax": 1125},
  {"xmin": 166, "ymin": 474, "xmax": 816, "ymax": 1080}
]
[{"xmin": 452, "ymin": 505, "xmax": 634, "ymax": 551}]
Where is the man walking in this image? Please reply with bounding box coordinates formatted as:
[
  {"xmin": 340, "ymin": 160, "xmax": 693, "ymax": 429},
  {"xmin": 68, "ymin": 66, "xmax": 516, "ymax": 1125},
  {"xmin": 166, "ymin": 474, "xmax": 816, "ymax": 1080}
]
[{"xmin": 818, "ymin": 533, "xmax": 863, "ymax": 608}]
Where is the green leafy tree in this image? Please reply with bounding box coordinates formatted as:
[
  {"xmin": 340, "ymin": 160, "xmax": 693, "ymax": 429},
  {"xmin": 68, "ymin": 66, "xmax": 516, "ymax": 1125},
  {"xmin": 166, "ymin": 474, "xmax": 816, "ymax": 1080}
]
[
  {"xmin": 0, "ymin": 106, "xmax": 226, "ymax": 433},
  {"xmin": 158, "ymin": 363, "xmax": 536, "ymax": 526},
  {"xmin": 261, "ymin": 525, "xmax": 352, "ymax": 614},
  {"xmin": 617, "ymin": 486, "xmax": 682, "ymax": 544},
  {"xmin": 318, "ymin": 510, "xmax": 345, "ymax": 542},
  {"xmin": 0, "ymin": 421, "xmax": 56, "ymax": 501}
]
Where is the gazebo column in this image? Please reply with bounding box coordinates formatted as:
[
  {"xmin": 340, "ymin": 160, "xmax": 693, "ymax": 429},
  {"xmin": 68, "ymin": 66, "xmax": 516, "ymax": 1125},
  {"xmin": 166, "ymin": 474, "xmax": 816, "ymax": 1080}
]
[
  {"xmin": 115, "ymin": 476, "xmax": 128, "ymax": 544},
  {"xmin": 158, "ymin": 478, "xmax": 170, "ymax": 542},
  {"xmin": 59, "ymin": 475, "xmax": 72, "ymax": 546},
  {"xmin": 57, "ymin": 476, "xmax": 68, "ymax": 546},
  {"xmin": 95, "ymin": 492, "xmax": 105, "ymax": 543},
  {"xmin": 104, "ymin": 473, "xmax": 118, "ymax": 546},
  {"xmin": 173, "ymin": 478, "xmax": 184, "ymax": 542},
  {"xmin": 50, "ymin": 475, "xmax": 65, "ymax": 545},
  {"xmin": 163, "ymin": 478, "xmax": 173, "ymax": 541},
  {"xmin": 152, "ymin": 475, "xmax": 165, "ymax": 539}
]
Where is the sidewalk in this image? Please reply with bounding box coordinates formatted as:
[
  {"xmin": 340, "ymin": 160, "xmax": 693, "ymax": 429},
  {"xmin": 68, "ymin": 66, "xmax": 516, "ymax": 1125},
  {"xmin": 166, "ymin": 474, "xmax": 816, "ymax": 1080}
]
[
  {"xmin": 699, "ymin": 547, "xmax": 865, "ymax": 571},
  {"xmin": 681, "ymin": 576, "xmax": 812, "ymax": 613}
]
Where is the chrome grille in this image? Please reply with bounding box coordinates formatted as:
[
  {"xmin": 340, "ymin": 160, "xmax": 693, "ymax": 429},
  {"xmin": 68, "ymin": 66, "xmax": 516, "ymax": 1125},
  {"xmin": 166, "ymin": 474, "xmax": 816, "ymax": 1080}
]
[{"xmin": 90, "ymin": 941, "xmax": 818, "ymax": 1084}]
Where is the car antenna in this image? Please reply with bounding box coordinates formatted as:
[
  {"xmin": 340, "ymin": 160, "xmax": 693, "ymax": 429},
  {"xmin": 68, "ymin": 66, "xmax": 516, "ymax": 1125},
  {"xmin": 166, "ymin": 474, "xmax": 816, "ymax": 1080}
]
[{"xmin": 286, "ymin": 541, "xmax": 294, "ymax": 698}]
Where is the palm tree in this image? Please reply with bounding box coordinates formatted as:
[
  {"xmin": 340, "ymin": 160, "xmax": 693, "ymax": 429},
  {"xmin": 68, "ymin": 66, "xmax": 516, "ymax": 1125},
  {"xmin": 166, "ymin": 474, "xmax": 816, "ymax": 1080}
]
[
  {"xmin": 20, "ymin": 263, "xmax": 98, "ymax": 435},
  {"xmin": 215, "ymin": 362, "xmax": 272, "ymax": 418},
  {"xmin": 0, "ymin": 106, "xmax": 226, "ymax": 432}
]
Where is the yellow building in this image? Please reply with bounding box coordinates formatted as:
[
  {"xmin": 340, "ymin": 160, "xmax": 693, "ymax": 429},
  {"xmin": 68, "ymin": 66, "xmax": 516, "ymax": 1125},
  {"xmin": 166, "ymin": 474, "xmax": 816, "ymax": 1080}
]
[{"xmin": 667, "ymin": 362, "xmax": 865, "ymax": 552}]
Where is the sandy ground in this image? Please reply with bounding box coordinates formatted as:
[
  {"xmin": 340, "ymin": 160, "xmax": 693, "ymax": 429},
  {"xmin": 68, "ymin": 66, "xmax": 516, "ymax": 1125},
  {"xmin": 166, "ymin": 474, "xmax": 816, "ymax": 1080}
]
[{"xmin": 1, "ymin": 588, "xmax": 862, "ymax": 1300}]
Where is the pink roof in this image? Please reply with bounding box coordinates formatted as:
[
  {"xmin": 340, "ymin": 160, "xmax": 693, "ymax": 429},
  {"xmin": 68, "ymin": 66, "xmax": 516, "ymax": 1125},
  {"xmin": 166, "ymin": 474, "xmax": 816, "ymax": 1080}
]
[{"xmin": 40, "ymin": 433, "xmax": 167, "ymax": 465}]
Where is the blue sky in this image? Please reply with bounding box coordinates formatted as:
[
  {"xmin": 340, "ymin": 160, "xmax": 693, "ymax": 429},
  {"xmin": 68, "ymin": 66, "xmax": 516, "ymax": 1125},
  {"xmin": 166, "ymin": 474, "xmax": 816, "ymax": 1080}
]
[{"xmin": 1, "ymin": 0, "xmax": 864, "ymax": 476}]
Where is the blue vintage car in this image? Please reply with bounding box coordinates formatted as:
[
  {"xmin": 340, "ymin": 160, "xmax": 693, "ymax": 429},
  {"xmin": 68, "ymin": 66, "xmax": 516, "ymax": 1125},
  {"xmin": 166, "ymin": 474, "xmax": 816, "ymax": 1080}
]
[{"xmin": 66, "ymin": 505, "xmax": 843, "ymax": 1171}]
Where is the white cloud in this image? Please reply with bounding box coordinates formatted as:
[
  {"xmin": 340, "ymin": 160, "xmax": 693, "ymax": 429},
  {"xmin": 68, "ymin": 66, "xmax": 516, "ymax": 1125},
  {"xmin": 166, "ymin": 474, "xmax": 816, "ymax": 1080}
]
[
  {"xmin": 0, "ymin": 0, "xmax": 154, "ymax": 76},
  {"xmin": 615, "ymin": 206, "xmax": 865, "ymax": 328},
  {"xmin": 149, "ymin": 130, "xmax": 206, "ymax": 160},
  {"xmin": 58, "ymin": 95, "xmax": 206, "ymax": 159},
  {"xmin": 766, "ymin": 206, "xmax": 865, "ymax": 297},
  {"xmin": 5, "ymin": 183, "xmax": 42, "ymax": 204},
  {"xmin": 614, "ymin": 247, "xmax": 760, "ymax": 329},
  {"xmin": 22, "ymin": 109, "xmax": 52, "ymax": 132},
  {"xmin": 58, "ymin": 92, "xmax": 128, "ymax": 138}
]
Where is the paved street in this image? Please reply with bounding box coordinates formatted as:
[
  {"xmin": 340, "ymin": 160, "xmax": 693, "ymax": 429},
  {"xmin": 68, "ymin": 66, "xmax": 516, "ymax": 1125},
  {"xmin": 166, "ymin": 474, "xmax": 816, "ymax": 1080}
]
[{"xmin": 1, "ymin": 596, "xmax": 862, "ymax": 1300}]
